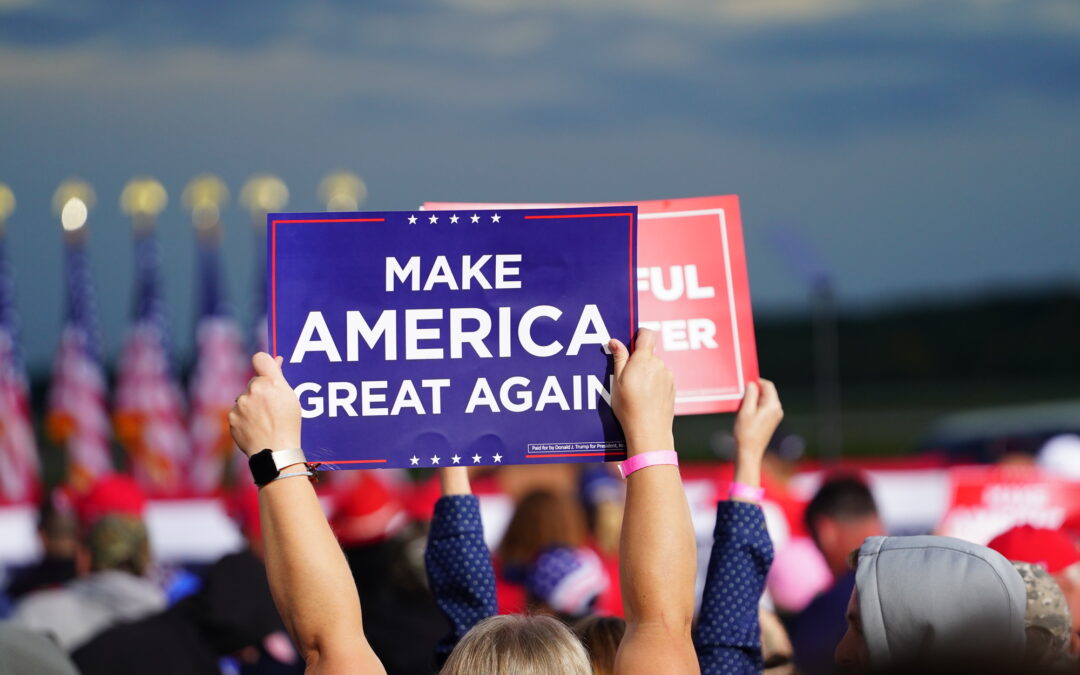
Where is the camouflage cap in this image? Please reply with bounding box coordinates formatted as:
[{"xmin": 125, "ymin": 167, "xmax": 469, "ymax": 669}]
[
  {"xmin": 1011, "ymin": 561, "xmax": 1073, "ymax": 665},
  {"xmin": 87, "ymin": 514, "xmax": 151, "ymax": 575}
]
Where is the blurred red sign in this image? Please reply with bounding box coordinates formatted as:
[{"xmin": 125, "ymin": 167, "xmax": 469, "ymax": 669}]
[
  {"xmin": 423, "ymin": 196, "xmax": 758, "ymax": 414},
  {"xmin": 938, "ymin": 465, "xmax": 1080, "ymax": 544}
]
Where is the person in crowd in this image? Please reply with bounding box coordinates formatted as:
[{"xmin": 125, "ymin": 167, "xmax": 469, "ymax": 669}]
[
  {"xmin": 0, "ymin": 623, "xmax": 79, "ymax": 675},
  {"xmin": 693, "ymin": 379, "xmax": 783, "ymax": 673},
  {"xmin": 988, "ymin": 524, "xmax": 1080, "ymax": 654},
  {"xmin": 3, "ymin": 489, "xmax": 79, "ymax": 603},
  {"xmin": 834, "ymin": 534, "xmax": 1026, "ymax": 671},
  {"xmin": 333, "ymin": 472, "xmax": 450, "ymax": 674},
  {"xmin": 71, "ymin": 548, "xmax": 296, "ymax": 675},
  {"xmin": 1010, "ymin": 561, "xmax": 1075, "ymax": 669},
  {"xmin": 10, "ymin": 475, "xmax": 165, "ymax": 652},
  {"xmin": 524, "ymin": 545, "xmax": 610, "ymax": 621},
  {"xmin": 789, "ymin": 474, "xmax": 883, "ymax": 674},
  {"xmin": 424, "ymin": 365, "xmax": 785, "ymax": 674},
  {"xmin": 496, "ymin": 488, "xmax": 589, "ymax": 613},
  {"xmin": 228, "ymin": 328, "xmax": 700, "ymax": 673},
  {"xmin": 579, "ymin": 465, "xmax": 625, "ymax": 616},
  {"xmin": 573, "ymin": 615, "xmax": 626, "ymax": 675}
]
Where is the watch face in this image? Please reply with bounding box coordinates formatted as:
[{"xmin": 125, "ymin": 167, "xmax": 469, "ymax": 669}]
[{"xmin": 249, "ymin": 450, "xmax": 278, "ymax": 485}]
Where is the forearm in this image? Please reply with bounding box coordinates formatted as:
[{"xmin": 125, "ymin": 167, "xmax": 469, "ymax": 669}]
[
  {"xmin": 620, "ymin": 463, "xmax": 696, "ymax": 627},
  {"xmin": 615, "ymin": 453, "xmax": 699, "ymax": 673},
  {"xmin": 425, "ymin": 488, "xmax": 498, "ymax": 663},
  {"xmin": 693, "ymin": 501, "xmax": 774, "ymax": 674},
  {"xmin": 260, "ymin": 468, "xmax": 380, "ymax": 671}
]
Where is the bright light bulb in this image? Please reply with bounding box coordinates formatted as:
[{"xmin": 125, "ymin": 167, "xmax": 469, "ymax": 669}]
[{"xmin": 61, "ymin": 198, "xmax": 88, "ymax": 231}]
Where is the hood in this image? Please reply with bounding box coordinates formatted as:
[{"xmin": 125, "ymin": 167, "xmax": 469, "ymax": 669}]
[
  {"xmin": 68, "ymin": 570, "xmax": 165, "ymax": 618},
  {"xmin": 855, "ymin": 535, "xmax": 1025, "ymax": 668}
]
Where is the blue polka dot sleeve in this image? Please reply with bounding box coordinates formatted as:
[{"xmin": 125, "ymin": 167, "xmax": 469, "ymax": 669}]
[
  {"xmin": 693, "ymin": 500, "xmax": 774, "ymax": 675},
  {"xmin": 424, "ymin": 494, "xmax": 498, "ymax": 664}
]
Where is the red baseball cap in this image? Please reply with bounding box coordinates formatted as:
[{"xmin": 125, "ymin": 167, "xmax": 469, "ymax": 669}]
[
  {"xmin": 987, "ymin": 525, "xmax": 1080, "ymax": 574},
  {"xmin": 331, "ymin": 473, "xmax": 406, "ymax": 547},
  {"xmin": 75, "ymin": 474, "xmax": 147, "ymax": 526}
]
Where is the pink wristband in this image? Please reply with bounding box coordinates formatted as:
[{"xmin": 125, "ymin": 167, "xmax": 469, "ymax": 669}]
[
  {"xmin": 729, "ymin": 482, "xmax": 765, "ymax": 502},
  {"xmin": 618, "ymin": 450, "xmax": 679, "ymax": 478}
]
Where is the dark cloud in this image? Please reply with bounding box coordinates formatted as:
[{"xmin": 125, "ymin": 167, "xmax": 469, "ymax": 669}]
[{"xmin": 0, "ymin": 0, "xmax": 1077, "ymax": 370}]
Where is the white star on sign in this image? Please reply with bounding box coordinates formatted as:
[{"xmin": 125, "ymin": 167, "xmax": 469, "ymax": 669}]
[
  {"xmin": 451, "ymin": 454, "xmax": 461, "ymax": 464},
  {"xmin": 492, "ymin": 453, "xmax": 503, "ymax": 463},
  {"xmin": 429, "ymin": 214, "xmax": 439, "ymax": 224},
  {"xmin": 472, "ymin": 454, "xmax": 482, "ymax": 464},
  {"xmin": 491, "ymin": 213, "xmax": 501, "ymax": 223},
  {"xmin": 410, "ymin": 456, "xmax": 419, "ymax": 466},
  {"xmin": 430, "ymin": 454, "xmax": 441, "ymax": 465},
  {"xmin": 408, "ymin": 215, "xmax": 417, "ymax": 224},
  {"xmin": 470, "ymin": 214, "xmax": 480, "ymax": 224},
  {"xmin": 449, "ymin": 214, "xmax": 459, "ymax": 224}
]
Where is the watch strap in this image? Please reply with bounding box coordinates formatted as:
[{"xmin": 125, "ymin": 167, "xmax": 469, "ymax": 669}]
[{"xmin": 270, "ymin": 447, "xmax": 307, "ymax": 471}]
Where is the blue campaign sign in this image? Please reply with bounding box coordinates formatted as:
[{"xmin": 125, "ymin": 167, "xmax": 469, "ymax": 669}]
[{"xmin": 268, "ymin": 206, "xmax": 638, "ymax": 470}]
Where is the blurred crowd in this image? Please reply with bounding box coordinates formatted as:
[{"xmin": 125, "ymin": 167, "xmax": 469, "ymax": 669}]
[{"xmin": 1, "ymin": 431, "xmax": 1079, "ymax": 673}]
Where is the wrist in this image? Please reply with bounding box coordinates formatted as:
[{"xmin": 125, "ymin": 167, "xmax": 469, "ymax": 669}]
[
  {"xmin": 243, "ymin": 436, "xmax": 301, "ymax": 457},
  {"xmin": 624, "ymin": 431, "xmax": 675, "ymax": 457}
]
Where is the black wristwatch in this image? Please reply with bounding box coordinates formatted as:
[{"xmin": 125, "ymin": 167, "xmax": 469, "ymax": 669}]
[{"xmin": 249, "ymin": 448, "xmax": 308, "ymax": 487}]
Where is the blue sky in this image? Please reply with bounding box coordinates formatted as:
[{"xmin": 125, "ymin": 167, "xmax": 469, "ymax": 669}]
[{"xmin": 1, "ymin": 0, "xmax": 1078, "ymax": 371}]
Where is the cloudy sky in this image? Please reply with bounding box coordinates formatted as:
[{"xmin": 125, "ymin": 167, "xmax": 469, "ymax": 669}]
[{"xmin": 1, "ymin": 0, "xmax": 1078, "ymax": 371}]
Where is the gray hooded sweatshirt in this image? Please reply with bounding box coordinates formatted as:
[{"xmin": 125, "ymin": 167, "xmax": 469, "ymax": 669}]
[{"xmin": 855, "ymin": 535, "xmax": 1026, "ymax": 669}]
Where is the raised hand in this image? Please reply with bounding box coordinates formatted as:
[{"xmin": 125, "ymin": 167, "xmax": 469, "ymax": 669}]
[
  {"xmin": 731, "ymin": 379, "xmax": 783, "ymax": 492},
  {"xmin": 609, "ymin": 328, "xmax": 676, "ymax": 456},
  {"xmin": 228, "ymin": 352, "xmax": 302, "ymax": 457}
]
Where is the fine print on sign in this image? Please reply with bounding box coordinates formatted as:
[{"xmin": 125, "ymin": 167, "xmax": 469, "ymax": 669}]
[
  {"xmin": 268, "ymin": 206, "xmax": 638, "ymax": 470},
  {"xmin": 423, "ymin": 196, "xmax": 759, "ymax": 414}
]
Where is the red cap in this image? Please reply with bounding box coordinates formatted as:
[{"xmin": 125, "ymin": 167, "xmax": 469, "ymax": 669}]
[
  {"xmin": 331, "ymin": 473, "xmax": 405, "ymax": 547},
  {"xmin": 75, "ymin": 474, "xmax": 147, "ymax": 526},
  {"xmin": 987, "ymin": 525, "xmax": 1080, "ymax": 574}
]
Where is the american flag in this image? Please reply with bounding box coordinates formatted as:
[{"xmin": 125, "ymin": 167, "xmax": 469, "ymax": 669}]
[
  {"xmin": 115, "ymin": 232, "xmax": 189, "ymax": 496},
  {"xmin": 47, "ymin": 239, "xmax": 113, "ymax": 492},
  {"xmin": 188, "ymin": 240, "xmax": 248, "ymax": 494},
  {"xmin": 0, "ymin": 236, "xmax": 40, "ymax": 503}
]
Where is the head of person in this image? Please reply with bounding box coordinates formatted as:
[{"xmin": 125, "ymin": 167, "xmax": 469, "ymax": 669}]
[
  {"xmin": 524, "ymin": 546, "xmax": 609, "ymax": 620},
  {"xmin": 579, "ymin": 466, "xmax": 624, "ymax": 556},
  {"xmin": 835, "ymin": 535, "xmax": 1026, "ymax": 672},
  {"xmin": 572, "ymin": 615, "xmax": 625, "ymax": 675},
  {"xmin": 75, "ymin": 475, "xmax": 151, "ymax": 576},
  {"xmin": 499, "ymin": 490, "xmax": 587, "ymax": 577},
  {"xmin": 804, "ymin": 474, "xmax": 883, "ymax": 578},
  {"xmin": 86, "ymin": 515, "xmax": 151, "ymax": 576},
  {"xmin": 988, "ymin": 524, "xmax": 1080, "ymax": 654},
  {"xmin": 37, "ymin": 488, "xmax": 79, "ymax": 560},
  {"xmin": 441, "ymin": 614, "xmax": 591, "ymax": 675},
  {"xmin": 1010, "ymin": 561, "xmax": 1074, "ymax": 668}
]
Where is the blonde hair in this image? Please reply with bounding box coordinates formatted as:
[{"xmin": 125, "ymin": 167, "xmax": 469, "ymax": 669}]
[{"xmin": 441, "ymin": 614, "xmax": 591, "ymax": 675}]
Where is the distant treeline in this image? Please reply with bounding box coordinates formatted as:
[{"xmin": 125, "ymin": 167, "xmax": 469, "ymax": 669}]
[
  {"xmin": 25, "ymin": 289, "xmax": 1079, "ymax": 397},
  {"xmin": 756, "ymin": 289, "xmax": 1080, "ymax": 386}
]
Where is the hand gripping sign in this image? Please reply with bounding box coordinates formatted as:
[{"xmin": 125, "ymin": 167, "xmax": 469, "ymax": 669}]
[
  {"xmin": 424, "ymin": 196, "xmax": 758, "ymax": 414},
  {"xmin": 268, "ymin": 207, "xmax": 638, "ymax": 470}
]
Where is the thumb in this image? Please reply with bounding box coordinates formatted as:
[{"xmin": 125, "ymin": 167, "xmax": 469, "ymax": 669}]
[
  {"xmin": 609, "ymin": 338, "xmax": 629, "ymax": 379},
  {"xmin": 252, "ymin": 352, "xmax": 285, "ymax": 381}
]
